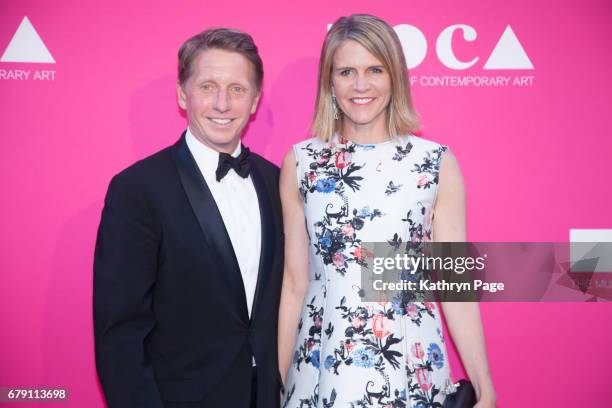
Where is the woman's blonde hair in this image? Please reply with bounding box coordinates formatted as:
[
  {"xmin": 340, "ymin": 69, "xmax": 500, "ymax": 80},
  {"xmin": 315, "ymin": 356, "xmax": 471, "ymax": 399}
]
[{"xmin": 311, "ymin": 14, "xmax": 420, "ymax": 141}]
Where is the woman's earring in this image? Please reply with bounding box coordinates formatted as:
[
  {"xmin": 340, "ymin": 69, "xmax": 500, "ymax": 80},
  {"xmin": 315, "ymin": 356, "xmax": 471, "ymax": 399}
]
[{"xmin": 331, "ymin": 92, "xmax": 339, "ymax": 120}]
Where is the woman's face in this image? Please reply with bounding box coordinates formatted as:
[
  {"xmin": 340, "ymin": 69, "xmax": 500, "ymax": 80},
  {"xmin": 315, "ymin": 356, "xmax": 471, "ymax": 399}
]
[{"xmin": 331, "ymin": 40, "xmax": 392, "ymax": 134}]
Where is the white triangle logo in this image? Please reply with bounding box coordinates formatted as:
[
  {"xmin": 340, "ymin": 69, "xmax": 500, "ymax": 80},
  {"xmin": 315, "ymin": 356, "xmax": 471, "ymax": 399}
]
[
  {"xmin": 484, "ymin": 25, "xmax": 533, "ymax": 70},
  {"xmin": 1, "ymin": 16, "xmax": 55, "ymax": 63}
]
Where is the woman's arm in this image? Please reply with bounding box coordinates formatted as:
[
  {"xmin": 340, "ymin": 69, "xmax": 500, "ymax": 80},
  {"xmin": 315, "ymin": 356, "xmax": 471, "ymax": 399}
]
[
  {"xmin": 433, "ymin": 150, "xmax": 496, "ymax": 407},
  {"xmin": 278, "ymin": 149, "xmax": 310, "ymax": 386}
]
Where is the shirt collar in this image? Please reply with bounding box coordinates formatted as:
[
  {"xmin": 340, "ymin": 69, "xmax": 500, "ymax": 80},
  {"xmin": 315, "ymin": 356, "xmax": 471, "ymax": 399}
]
[{"xmin": 185, "ymin": 127, "xmax": 242, "ymax": 179}]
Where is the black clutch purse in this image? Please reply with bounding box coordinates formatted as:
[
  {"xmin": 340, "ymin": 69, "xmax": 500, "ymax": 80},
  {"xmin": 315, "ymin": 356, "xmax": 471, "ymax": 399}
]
[{"xmin": 442, "ymin": 379, "xmax": 477, "ymax": 408}]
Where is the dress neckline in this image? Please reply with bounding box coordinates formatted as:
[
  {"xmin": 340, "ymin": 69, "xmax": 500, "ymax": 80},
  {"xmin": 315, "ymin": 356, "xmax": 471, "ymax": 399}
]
[{"xmin": 333, "ymin": 134, "xmax": 395, "ymax": 150}]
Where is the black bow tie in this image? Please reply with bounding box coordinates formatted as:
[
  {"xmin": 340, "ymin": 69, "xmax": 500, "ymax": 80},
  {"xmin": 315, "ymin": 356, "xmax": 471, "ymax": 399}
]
[{"xmin": 215, "ymin": 146, "xmax": 252, "ymax": 181}]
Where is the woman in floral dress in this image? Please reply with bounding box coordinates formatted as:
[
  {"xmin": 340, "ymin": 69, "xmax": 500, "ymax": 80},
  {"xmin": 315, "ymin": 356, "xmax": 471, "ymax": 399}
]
[{"xmin": 278, "ymin": 14, "xmax": 496, "ymax": 408}]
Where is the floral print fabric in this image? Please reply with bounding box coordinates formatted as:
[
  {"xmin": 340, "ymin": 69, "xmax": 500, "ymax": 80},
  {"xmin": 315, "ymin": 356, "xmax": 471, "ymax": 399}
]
[{"xmin": 283, "ymin": 135, "xmax": 455, "ymax": 408}]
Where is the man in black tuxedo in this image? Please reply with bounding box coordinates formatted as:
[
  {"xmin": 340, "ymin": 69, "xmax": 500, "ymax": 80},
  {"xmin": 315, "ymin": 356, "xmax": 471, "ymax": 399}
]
[{"xmin": 94, "ymin": 28, "xmax": 283, "ymax": 408}]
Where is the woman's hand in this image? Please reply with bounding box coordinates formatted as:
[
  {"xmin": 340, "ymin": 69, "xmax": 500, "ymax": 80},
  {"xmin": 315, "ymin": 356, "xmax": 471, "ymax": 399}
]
[
  {"xmin": 473, "ymin": 376, "xmax": 496, "ymax": 407},
  {"xmin": 433, "ymin": 151, "xmax": 496, "ymax": 408},
  {"xmin": 277, "ymin": 149, "xmax": 310, "ymax": 386}
]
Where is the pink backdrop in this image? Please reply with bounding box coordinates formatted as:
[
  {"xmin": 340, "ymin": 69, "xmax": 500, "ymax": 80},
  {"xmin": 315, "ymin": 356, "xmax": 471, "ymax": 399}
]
[{"xmin": 1, "ymin": 0, "xmax": 611, "ymax": 406}]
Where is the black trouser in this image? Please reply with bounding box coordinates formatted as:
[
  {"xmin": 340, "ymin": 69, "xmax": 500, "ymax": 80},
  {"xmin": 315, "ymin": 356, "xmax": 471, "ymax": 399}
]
[{"xmin": 250, "ymin": 366, "xmax": 258, "ymax": 408}]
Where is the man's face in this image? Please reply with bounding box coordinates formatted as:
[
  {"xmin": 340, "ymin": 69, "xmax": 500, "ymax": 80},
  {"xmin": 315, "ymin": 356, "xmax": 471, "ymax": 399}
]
[{"xmin": 177, "ymin": 49, "xmax": 261, "ymax": 153}]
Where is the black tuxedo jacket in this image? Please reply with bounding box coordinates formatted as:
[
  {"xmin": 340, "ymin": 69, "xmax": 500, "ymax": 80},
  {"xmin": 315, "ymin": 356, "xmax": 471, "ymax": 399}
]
[{"xmin": 94, "ymin": 133, "xmax": 283, "ymax": 408}]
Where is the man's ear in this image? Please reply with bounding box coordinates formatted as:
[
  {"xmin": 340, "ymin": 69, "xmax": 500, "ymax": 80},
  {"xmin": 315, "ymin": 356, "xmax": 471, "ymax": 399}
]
[
  {"xmin": 250, "ymin": 91, "xmax": 262, "ymax": 115},
  {"xmin": 177, "ymin": 82, "xmax": 187, "ymax": 110}
]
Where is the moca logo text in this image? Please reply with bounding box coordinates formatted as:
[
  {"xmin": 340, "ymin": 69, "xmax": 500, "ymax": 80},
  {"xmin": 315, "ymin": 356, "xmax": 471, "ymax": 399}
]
[
  {"xmin": 328, "ymin": 23, "xmax": 533, "ymax": 70},
  {"xmin": 1, "ymin": 16, "xmax": 56, "ymax": 82}
]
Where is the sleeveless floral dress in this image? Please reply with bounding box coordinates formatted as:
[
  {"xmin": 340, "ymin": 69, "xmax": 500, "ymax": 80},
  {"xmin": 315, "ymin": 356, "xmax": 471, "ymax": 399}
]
[{"xmin": 283, "ymin": 135, "xmax": 456, "ymax": 408}]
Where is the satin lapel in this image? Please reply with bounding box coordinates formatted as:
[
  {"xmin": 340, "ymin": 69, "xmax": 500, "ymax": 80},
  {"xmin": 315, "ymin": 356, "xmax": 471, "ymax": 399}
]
[
  {"xmin": 170, "ymin": 134, "xmax": 249, "ymax": 323},
  {"xmin": 249, "ymin": 160, "xmax": 275, "ymax": 323}
]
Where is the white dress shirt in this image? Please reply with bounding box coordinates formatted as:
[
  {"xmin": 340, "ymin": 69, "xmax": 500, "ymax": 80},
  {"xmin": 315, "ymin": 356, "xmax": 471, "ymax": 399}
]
[{"xmin": 186, "ymin": 128, "xmax": 261, "ymax": 319}]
